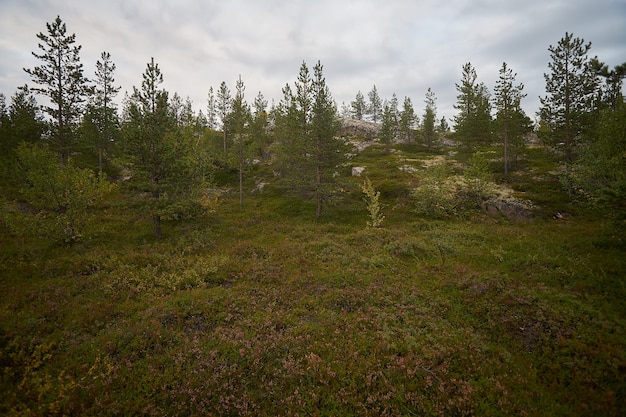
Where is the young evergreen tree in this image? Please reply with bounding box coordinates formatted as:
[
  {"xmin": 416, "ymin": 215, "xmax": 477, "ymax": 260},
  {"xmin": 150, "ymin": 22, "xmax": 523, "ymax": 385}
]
[
  {"xmin": 493, "ymin": 62, "xmax": 528, "ymax": 174},
  {"xmin": 539, "ymin": 32, "xmax": 599, "ymax": 161},
  {"xmin": 380, "ymin": 102, "xmax": 396, "ymax": 154},
  {"xmin": 84, "ymin": 51, "xmax": 120, "ymax": 176},
  {"xmin": 206, "ymin": 86, "xmax": 217, "ymax": 129},
  {"xmin": 7, "ymin": 87, "xmax": 44, "ymax": 145},
  {"xmin": 574, "ymin": 99, "xmax": 626, "ymax": 215},
  {"xmin": 439, "ymin": 116, "xmax": 449, "ymax": 133},
  {"xmin": 367, "ymin": 85, "xmax": 383, "ymax": 123},
  {"xmin": 351, "ymin": 91, "xmax": 367, "ymax": 120},
  {"xmin": 275, "ymin": 61, "xmax": 344, "ymax": 218},
  {"xmin": 453, "ymin": 63, "xmax": 492, "ymax": 150},
  {"xmin": 310, "ymin": 61, "xmax": 344, "ymax": 218},
  {"xmin": 229, "ymin": 75, "xmax": 251, "ymax": 206},
  {"xmin": 251, "ymin": 91, "xmax": 270, "ymax": 158},
  {"xmin": 422, "ymin": 88, "xmax": 437, "ymax": 148},
  {"xmin": 590, "ymin": 58, "xmax": 626, "ymax": 111},
  {"xmin": 0, "ymin": 87, "xmax": 44, "ymax": 182},
  {"xmin": 122, "ymin": 58, "xmax": 188, "ymax": 238},
  {"xmin": 398, "ymin": 96, "xmax": 416, "ymax": 142},
  {"xmin": 217, "ymin": 81, "xmax": 232, "ymax": 154},
  {"xmin": 24, "ymin": 16, "xmax": 89, "ymax": 164}
]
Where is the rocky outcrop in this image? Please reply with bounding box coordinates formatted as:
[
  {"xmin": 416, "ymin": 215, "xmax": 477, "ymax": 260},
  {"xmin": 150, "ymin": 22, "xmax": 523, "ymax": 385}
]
[
  {"xmin": 482, "ymin": 197, "xmax": 534, "ymax": 221},
  {"xmin": 338, "ymin": 118, "xmax": 381, "ymax": 138},
  {"xmin": 352, "ymin": 166, "xmax": 365, "ymax": 177}
]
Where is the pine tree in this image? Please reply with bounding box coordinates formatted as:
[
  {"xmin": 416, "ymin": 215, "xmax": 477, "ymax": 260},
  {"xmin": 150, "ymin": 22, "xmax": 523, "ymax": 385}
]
[
  {"xmin": 539, "ymin": 32, "xmax": 599, "ymax": 161},
  {"xmin": 590, "ymin": 58, "xmax": 626, "ymax": 111},
  {"xmin": 275, "ymin": 61, "xmax": 344, "ymax": 218},
  {"xmin": 311, "ymin": 61, "xmax": 344, "ymax": 218},
  {"xmin": 206, "ymin": 86, "xmax": 217, "ymax": 129},
  {"xmin": 453, "ymin": 63, "xmax": 493, "ymax": 150},
  {"xmin": 122, "ymin": 58, "xmax": 182, "ymax": 238},
  {"xmin": 8, "ymin": 86, "xmax": 44, "ymax": 145},
  {"xmin": 399, "ymin": 96, "xmax": 416, "ymax": 142},
  {"xmin": 0, "ymin": 87, "xmax": 44, "ymax": 182},
  {"xmin": 367, "ymin": 85, "xmax": 383, "ymax": 123},
  {"xmin": 86, "ymin": 51, "xmax": 120, "ymax": 176},
  {"xmin": 494, "ymin": 62, "xmax": 528, "ymax": 174},
  {"xmin": 380, "ymin": 102, "xmax": 396, "ymax": 154},
  {"xmin": 229, "ymin": 75, "xmax": 251, "ymax": 206},
  {"xmin": 251, "ymin": 91, "xmax": 270, "ymax": 158},
  {"xmin": 422, "ymin": 88, "xmax": 437, "ymax": 148},
  {"xmin": 217, "ymin": 81, "xmax": 232, "ymax": 154},
  {"xmin": 24, "ymin": 16, "xmax": 89, "ymax": 164},
  {"xmin": 351, "ymin": 91, "xmax": 367, "ymax": 120}
]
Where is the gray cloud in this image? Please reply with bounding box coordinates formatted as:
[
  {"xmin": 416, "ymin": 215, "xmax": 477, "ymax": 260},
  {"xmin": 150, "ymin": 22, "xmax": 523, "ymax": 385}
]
[{"xmin": 1, "ymin": 0, "xmax": 624, "ymax": 124}]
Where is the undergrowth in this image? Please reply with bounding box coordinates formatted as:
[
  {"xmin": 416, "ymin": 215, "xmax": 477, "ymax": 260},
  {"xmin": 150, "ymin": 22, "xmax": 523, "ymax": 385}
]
[{"xmin": 1, "ymin": 144, "xmax": 624, "ymax": 416}]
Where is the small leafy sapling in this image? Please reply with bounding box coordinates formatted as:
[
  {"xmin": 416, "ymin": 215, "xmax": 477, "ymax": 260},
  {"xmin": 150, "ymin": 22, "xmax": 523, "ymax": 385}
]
[{"xmin": 361, "ymin": 177, "xmax": 384, "ymax": 228}]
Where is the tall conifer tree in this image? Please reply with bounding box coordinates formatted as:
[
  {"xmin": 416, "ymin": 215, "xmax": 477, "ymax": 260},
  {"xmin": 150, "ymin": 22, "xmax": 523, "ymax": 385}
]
[
  {"xmin": 539, "ymin": 32, "xmax": 599, "ymax": 161},
  {"xmin": 24, "ymin": 16, "xmax": 89, "ymax": 164}
]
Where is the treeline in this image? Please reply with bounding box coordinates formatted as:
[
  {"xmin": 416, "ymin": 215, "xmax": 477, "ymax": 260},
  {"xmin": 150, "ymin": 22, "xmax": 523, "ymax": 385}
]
[{"xmin": 1, "ymin": 16, "xmax": 625, "ymax": 241}]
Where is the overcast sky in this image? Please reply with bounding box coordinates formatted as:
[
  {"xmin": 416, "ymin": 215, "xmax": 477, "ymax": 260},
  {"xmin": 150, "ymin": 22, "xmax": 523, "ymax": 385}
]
[{"xmin": 1, "ymin": 0, "xmax": 624, "ymax": 124}]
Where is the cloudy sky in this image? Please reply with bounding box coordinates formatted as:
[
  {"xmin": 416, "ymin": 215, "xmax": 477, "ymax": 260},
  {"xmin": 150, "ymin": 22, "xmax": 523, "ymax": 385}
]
[{"xmin": 1, "ymin": 0, "xmax": 624, "ymax": 124}]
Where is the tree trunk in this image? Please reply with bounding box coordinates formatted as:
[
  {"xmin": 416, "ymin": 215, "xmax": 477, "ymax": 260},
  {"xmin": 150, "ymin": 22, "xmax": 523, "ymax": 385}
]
[
  {"xmin": 98, "ymin": 147, "xmax": 103, "ymax": 177},
  {"xmin": 315, "ymin": 158, "xmax": 322, "ymax": 218},
  {"xmin": 504, "ymin": 130, "xmax": 509, "ymax": 175},
  {"xmin": 152, "ymin": 176, "xmax": 162, "ymax": 238},
  {"xmin": 153, "ymin": 214, "xmax": 162, "ymax": 239}
]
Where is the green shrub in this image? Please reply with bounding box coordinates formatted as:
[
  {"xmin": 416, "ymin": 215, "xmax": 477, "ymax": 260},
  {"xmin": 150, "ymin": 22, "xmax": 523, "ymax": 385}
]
[{"xmin": 361, "ymin": 177, "xmax": 385, "ymax": 228}]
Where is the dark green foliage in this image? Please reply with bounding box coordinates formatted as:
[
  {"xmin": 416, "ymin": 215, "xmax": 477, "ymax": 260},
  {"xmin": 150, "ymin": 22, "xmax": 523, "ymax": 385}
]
[
  {"xmin": 274, "ymin": 61, "xmax": 345, "ymax": 218},
  {"xmin": 453, "ymin": 63, "xmax": 493, "ymax": 150},
  {"xmin": 229, "ymin": 75, "xmax": 252, "ymax": 206},
  {"xmin": 422, "ymin": 88, "xmax": 437, "ymax": 147},
  {"xmin": 24, "ymin": 15, "xmax": 89, "ymax": 164},
  {"xmin": 367, "ymin": 84, "xmax": 383, "ymax": 123},
  {"xmin": 379, "ymin": 102, "xmax": 396, "ymax": 154},
  {"xmin": 350, "ymin": 90, "xmax": 367, "ymax": 120},
  {"xmin": 398, "ymin": 96, "xmax": 416, "ymax": 142},
  {"xmin": 573, "ymin": 101, "xmax": 626, "ymax": 216},
  {"xmin": 539, "ymin": 32, "xmax": 599, "ymax": 160},
  {"xmin": 0, "ymin": 87, "xmax": 45, "ymax": 184},
  {"xmin": 493, "ymin": 62, "xmax": 531, "ymax": 174},
  {"xmin": 121, "ymin": 58, "xmax": 208, "ymax": 238},
  {"xmin": 4, "ymin": 143, "xmax": 111, "ymax": 242}
]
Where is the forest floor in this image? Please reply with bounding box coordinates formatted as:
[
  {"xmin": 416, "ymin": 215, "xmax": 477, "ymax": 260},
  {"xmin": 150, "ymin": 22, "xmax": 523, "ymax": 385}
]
[{"xmin": 1, "ymin": 142, "xmax": 625, "ymax": 416}]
